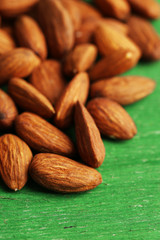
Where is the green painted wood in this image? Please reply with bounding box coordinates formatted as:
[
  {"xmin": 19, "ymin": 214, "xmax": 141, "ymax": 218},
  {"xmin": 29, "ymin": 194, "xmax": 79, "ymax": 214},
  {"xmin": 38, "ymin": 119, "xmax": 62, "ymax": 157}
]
[{"xmin": 1, "ymin": 1, "xmax": 160, "ymax": 239}]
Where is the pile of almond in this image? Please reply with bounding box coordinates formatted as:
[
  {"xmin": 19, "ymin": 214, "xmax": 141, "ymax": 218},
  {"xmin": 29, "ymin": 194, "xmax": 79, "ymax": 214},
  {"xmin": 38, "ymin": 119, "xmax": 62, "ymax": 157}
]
[{"xmin": 0, "ymin": 0, "xmax": 159, "ymax": 193}]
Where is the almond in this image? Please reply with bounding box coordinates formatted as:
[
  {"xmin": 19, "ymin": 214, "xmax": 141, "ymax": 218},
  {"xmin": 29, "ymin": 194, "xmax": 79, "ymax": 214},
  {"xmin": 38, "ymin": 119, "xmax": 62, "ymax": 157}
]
[
  {"xmin": 90, "ymin": 76, "xmax": 156, "ymax": 105},
  {"xmin": 0, "ymin": 0, "xmax": 39, "ymax": 17},
  {"xmin": 127, "ymin": 0, "xmax": 160, "ymax": 19},
  {"xmin": 63, "ymin": 44, "xmax": 97, "ymax": 77},
  {"xmin": 37, "ymin": 0, "xmax": 74, "ymax": 59},
  {"xmin": 0, "ymin": 29, "xmax": 15, "ymax": 55},
  {"xmin": 75, "ymin": 18, "xmax": 99, "ymax": 45},
  {"xmin": 89, "ymin": 49, "xmax": 140, "ymax": 82},
  {"xmin": 75, "ymin": 1, "xmax": 102, "ymax": 22},
  {"xmin": 128, "ymin": 15, "xmax": 160, "ymax": 61},
  {"xmin": 101, "ymin": 18, "xmax": 128, "ymax": 35},
  {"xmin": 54, "ymin": 72, "xmax": 90, "ymax": 129},
  {"xmin": 60, "ymin": 0, "xmax": 81, "ymax": 31},
  {"xmin": 0, "ymin": 48, "xmax": 40, "ymax": 86},
  {"xmin": 30, "ymin": 60, "xmax": 66, "ymax": 104},
  {"xmin": 0, "ymin": 89, "xmax": 18, "ymax": 129},
  {"xmin": 0, "ymin": 134, "xmax": 33, "ymax": 191},
  {"xmin": 15, "ymin": 112, "xmax": 75, "ymax": 157},
  {"xmin": 1, "ymin": 25, "xmax": 14, "ymax": 36},
  {"xmin": 75, "ymin": 17, "xmax": 128, "ymax": 46},
  {"xmin": 29, "ymin": 153, "xmax": 102, "ymax": 193},
  {"xmin": 75, "ymin": 101, "xmax": 105, "ymax": 168},
  {"xmin": 94, "ymin": 23, "xmax": 141, "ymax": 58},
  {"xmin": 94, "ymin": 0, "xmax": 130, "ymax": 21},
  {"xmin": 14, "ymin": 15, "xmax": 47, "ymax": 60},
  {"xmin": 87, "ymin": 98, "xmax": 137, "ymax": 140},
  {"xmin": 8, "ymin": 77, "xmax": 55, "ymax": 118}
]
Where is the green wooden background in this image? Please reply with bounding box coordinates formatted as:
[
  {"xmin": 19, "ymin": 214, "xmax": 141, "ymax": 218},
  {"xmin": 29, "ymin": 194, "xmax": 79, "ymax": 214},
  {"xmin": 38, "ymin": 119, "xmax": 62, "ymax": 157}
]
[{"xmin": 1, "ymin": 1, "xmax": 160, "ymax": 239}]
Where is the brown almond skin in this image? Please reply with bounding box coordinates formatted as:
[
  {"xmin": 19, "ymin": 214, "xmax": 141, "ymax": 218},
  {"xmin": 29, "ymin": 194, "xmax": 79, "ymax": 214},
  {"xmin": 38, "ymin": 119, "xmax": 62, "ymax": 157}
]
[
  {"xmin": 75, "ymin": 1, "xmax": 102, "ymax": 22},
  {"xmin": 101, "ymin": 18, "xmax": 128, "ymax": 35},
  {"xmin": 90, "ymin": 76, "xmax": 156, "ymax": 105},
  {"xmin": 37, "ymin": 0, "xmax": 74, "ymax": 59},
  {"xmin": 94, "ymin": 23, "xmax": 141, "ymax": 58},
  {"xmin": 0, "ymin": 0, "xmax": 39, "ymax": 17},
  {"xmin": 60, "ymin": 0, "xmax": 81, "ymax": 31},
  {"xmin": 0, "ymin": 29, "xmax": 15, "ymax": 55},
  {"xmin": 89, "ymin": 49, "xmax": 141, "ymax": 82},
  {"xmin": 0, "ymin": 134, "xmax": 33, "ymax": 191},
  {"xmin": 127, "ymin": 0, "xmax": 160, "ymax": 19},
  {"xmin": 8, "ymin": 77, "xmax": 55, "ymax": 118},
  {"xmin": 30, "ymin": 60, "xmax": 66, "ymax": 104},
  {"xmin": 0, "ymin": 89, "xmax": 18, "ymax": 129},
  {"xmin": 87, "ymin": 98, "xmax": 137, "ymax": 140},
  {"xmin": 75, "ymin": 17, "xmax": 128, "ymax": 46},
  {"xmin": 0, "ymin": 48, "xmax": 40, "ymax": 86},
  {"xmin": 54, "ymin": 72, "xmax": 90, "ymax": 129},
  {"xmin": 128, "ymin": 15, "xmax": 160, "ymax": 61},
  {"xmin": 1, "ymin": 25, "xmax": 14, "ymax": 36},
  {"xmin": 63, "ymin": 44, "xmax": 97, "ymax": 77},
  {"xmin": 15, "ymin": 112, "xmax": 75, "ymax": 157},
  {"xmin": 14, "ymin": 15, "xmax": 47, "ymax": 60},
  {"xmin": 75, "ymin": 18, "xmax": 99, "ymax": 45},
  {"xmin": 75, "ymin": 101, "xmax": 105, "ymax": 168},
  {"xmin": 29, "ymin": 153, "xmax": 102, "ymax": 193},
  {"xmin": 94, "ymin": 0, "xmax": 130, "ymax": 21}
]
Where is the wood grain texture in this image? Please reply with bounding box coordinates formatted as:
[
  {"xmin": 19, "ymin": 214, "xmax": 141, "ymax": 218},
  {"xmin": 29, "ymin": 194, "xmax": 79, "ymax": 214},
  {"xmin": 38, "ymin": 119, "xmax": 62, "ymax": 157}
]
[{"xmin": 0, "ymin": 0, "xmax": 160, "ymax": 239}]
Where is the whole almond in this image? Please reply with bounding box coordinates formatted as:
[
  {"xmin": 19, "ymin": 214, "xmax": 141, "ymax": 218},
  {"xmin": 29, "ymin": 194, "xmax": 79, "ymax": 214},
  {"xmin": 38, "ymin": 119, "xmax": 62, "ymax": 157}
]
[
  {"xmin": 30, "ymin": 60, "xmax": 66, "ymax": 104},
  {"xmin": 75, "ymin": 101, "xmax": 105, "ymax": 168},
  {"xmin": 54, "ymin": 72, "xmax": 90, "ymax": 129},
  {"xmin": 0, "ymin": 29, "xmax": 15, "ymax": 55},
  {"xmin": 60, "ymin": 0, "xmax": 81, "ymax": 31},
  {"xmin": 8, "ymin": 77, "xmax": 55, "ymax": 118},
  {"xmin": 14, "ymin": 15, "xmax": 47, "ymax": 60},
  {"xmin": 29, "ymin": 153, "xmax": 102, "ymax": 193},
  {"xmin": 0, "ymin": 48, "xmax": 40, "ymax": 86},
  {"xmin": 94, "ymin": 23, "xmax": 141, "ymax": 58},
  {"xmin": 0, "ymin": 134, "xmax": 33, "ymax": 191},
  {"xmin": 0, "ymin": 89, "xmax": 18, "ymax": 129},
  {"xmin": 90, "ymin": 76, "xmax": 156, "ymax": 105},
  {"xmin": 128, "ymin": 15, "xmax": 160, "ymax": 61},
  {"xmin": 37, "ymin": 0, "xmax": 74, "ymax": 59},
  {"xmin": 89, "ymin": 49, "xmax": 140, "ymax": 82},
  {"xmin": 94, "ymin": 0, "xmax": 130, "ymax": 21},
  {"xmin": 127, "ymin": 0, "xmax": 160, "ymax": 19},
  {"xmin": 87, "ymin": 98, "xmax": 137, "ymax": 140},
  {"xmin": 0, "ymin": 0, "xmax": 39, "ymax": 17},
  {"xmin": 63, "ymin": 44, "xmax": 97, "ymax": 77},
  {"xmin": 15, "ymin": 112, "xmax": 75, "ymax": 157}
]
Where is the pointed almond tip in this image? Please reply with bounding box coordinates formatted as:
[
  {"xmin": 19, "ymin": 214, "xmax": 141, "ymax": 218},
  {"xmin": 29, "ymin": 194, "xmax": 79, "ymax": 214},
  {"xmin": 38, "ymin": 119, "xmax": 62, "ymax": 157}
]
[
  {"xmin": 151, "ymin": 44, "xmax": 160, "ymax": 61},
  {"xmin": 52, "ymin": 106, "xmax": 56, "ymax": 115},
  {"xmin": 76, "ymin": 100, "xmax": 81, "ymax": 107},
  {"xmin": 96, "ymin": 171, "xmax": 103, "ymax": 186},
  {"xmin": 126, "ymin": 126, "xmax": 137, "ymax": 140},
  {"xmin": 75, "ymin": 100, "xmax": 83, "ymax": 111}
]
